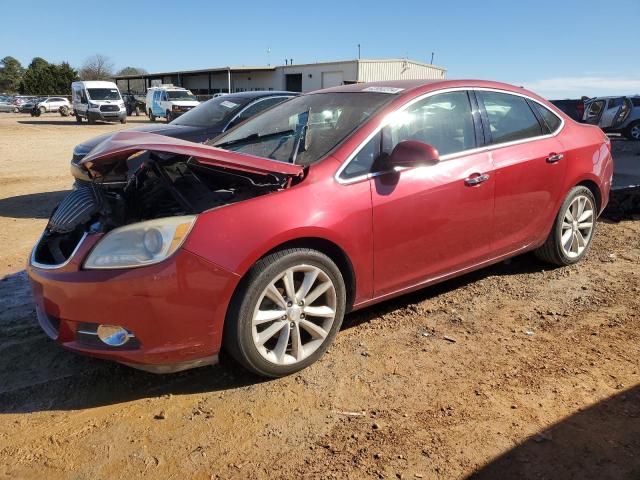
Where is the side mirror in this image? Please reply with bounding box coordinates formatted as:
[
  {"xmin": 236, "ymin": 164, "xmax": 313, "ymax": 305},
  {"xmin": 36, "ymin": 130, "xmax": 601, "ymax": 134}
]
[{"xmin": 388, "ymin": 140, "xmax": 440, "ymax": 168}]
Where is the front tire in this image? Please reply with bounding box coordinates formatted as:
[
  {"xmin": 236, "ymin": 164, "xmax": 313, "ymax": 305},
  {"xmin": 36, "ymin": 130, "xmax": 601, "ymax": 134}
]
[
  {"xmin": 535, "ymin": 186, "xmax": 596, "ymax": 266},
  {"xmin": 149, "ymin": 109, "xmax": 156, "ymax": 122},
  {"xmin": 39, "ymin": 106, "xmax": 46, "ymax": 114},
  {"xmin": 224, "ymin": 248, "xmax": 346, "ymax": 378}
]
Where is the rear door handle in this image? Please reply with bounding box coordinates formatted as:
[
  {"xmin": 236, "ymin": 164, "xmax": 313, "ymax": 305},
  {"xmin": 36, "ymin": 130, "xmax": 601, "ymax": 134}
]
[
  {"xmin": 464, "ymin": 173, "xmax": 490, "ymax": 186},
  {"xmin": 546, "ymin": 153, "xmax": 564, "ymax": 163}
]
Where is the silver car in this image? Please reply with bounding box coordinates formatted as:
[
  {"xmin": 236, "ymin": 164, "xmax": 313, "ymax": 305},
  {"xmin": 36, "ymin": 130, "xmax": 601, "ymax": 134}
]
[{"xmin": 583, "ymin": 96, "xmax": 640, "ymax": 140}]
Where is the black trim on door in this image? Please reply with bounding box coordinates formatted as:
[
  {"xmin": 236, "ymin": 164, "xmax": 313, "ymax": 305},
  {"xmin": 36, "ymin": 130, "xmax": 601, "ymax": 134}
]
[
  {"xmin": 468, "ymin": 90, "xmax": 489, "ymax": 147},
  {"xmin": 474, "ymin": 91, "xmax": 493, "ymax": 145},
  {"xmin": 526, "ymin": 98, "xmax": 552, "ymax": 134}
]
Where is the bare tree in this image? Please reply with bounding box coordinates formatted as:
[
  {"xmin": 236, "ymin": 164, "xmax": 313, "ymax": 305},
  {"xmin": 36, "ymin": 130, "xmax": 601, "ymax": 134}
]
[{"xmin": 79, "ymin": 54, "xmax": 114, "ymax": 81}]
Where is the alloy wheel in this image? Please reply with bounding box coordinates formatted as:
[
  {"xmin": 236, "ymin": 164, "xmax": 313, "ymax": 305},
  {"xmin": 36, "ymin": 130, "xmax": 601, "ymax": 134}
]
[
  {"xmin": 560, "ymin": 194, "xmax": 594, "ymax": 259},
  {"xmin": 631, "ymin": 124, "xmax": 640, "ymax": 140},
  {"xmin": 251, "ymin": 265, "xmax": 337, "ymax": 365}
]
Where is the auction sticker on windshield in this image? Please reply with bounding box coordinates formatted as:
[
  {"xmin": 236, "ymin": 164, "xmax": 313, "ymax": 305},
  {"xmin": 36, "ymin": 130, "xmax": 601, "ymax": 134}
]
[
  {"xmin": 362, "ymin": 86, "xmax": 405, "ymax": 94},
  {"xmin": 221, "ymin": 101, "xmax": 239, "ymax": 109}
]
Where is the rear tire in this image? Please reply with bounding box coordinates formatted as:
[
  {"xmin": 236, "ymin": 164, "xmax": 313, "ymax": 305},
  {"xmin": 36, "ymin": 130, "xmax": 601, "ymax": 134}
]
[
  {"xmin": 224, "ymin": 248, "xmax": 346, "ymax": 378},
  {"xmin": 624, "ymin": 121, "xmax": 640, "ymax": 141},
  {"xmin": 120, "ymin": 117, "xmax": 127, "ymax": 124},
  {"xmin": 535, "ymin": 186, "xmax": 597, "ymax": 266}
]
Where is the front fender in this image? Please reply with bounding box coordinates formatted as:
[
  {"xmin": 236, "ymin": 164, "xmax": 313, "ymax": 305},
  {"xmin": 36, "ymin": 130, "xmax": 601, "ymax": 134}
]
[{"xmin": 182, "ymin": 158, "xmax": 374, "ymax": 305}]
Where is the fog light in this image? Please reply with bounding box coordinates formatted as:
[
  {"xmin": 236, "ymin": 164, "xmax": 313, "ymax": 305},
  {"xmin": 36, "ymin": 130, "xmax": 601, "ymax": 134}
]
[{"xmin": 97, "ymin": 325, "xmax": 130, "ymax": 346}]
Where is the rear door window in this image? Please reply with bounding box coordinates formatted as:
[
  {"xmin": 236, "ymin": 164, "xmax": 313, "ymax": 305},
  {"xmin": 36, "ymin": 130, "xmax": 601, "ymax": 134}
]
[{"xmin": 477, "ymin": 91, "xmax": 543, "ymax": 144}]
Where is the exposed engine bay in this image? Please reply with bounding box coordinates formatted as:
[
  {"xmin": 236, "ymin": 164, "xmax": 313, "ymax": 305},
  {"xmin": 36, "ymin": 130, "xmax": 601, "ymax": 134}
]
[{"xmin": 33, "ymin": 150, "xmax": 294, "ymax": 266}]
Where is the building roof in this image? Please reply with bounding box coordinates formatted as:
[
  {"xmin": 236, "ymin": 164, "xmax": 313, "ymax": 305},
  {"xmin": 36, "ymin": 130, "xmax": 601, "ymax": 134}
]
[
  {"xmin": 115, "ymin": 65, "xmax": 276, "ymax": 80},
  {"xmin": 114, "ymin": 59, "xmax": 446, "ymax": 80}
]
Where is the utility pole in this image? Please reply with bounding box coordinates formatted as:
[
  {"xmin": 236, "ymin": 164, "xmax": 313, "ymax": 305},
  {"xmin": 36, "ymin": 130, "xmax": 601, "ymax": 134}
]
[
  {"xmin": 358, "ymin": 44, "xmax": 361, "ymax": 59},
  {"xmin": 430, "ymin": 52, "xmax": 434, "ymax": 65}
]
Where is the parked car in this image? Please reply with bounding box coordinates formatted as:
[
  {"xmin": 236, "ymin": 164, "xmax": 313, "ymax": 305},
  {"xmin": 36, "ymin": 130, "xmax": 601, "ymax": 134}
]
[
  {"xmin": 72, "ymin": 80, "xmax": 127, "ymax": 124},
  {"xmin": 35, "ymin": 97, "xmax": 71, "ymax": 114},
  {"xmin": 70, "ymin": 91, "xmax": 296, "ymax": 173},
  {"xmin": 29, "ymin": 80, "xmax": 613, "ymax": 377},
  {"xmin": 0, "ymin": 96, "xmax": 16, "ymax": 112},
  {"xmin": 146, "ymin": 85, "xmax": 200, "ymax": 122},
  {"xmin": 583, "ymin": 96, "xmax": 640, "ymax": 140},
  {"xmin": 19, "ymin": 97, "xmax": 45, "ymax": 113},
  {"xmin": 550, "ymin": 99, "xmax": 585, "ymax": 122},
  {"xmin": 122, "ymin": 93, "xmax": 146, "ymax": 116}
]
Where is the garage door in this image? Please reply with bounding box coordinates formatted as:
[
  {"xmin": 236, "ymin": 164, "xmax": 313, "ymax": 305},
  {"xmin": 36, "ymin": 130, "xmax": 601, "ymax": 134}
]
[{"xmin": 322, "ymin": 71, "xmax": 344, "ymax": 88}]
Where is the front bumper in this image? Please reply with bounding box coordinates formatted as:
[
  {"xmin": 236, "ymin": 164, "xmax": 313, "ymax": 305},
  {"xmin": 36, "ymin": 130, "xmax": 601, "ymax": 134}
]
[
  {"xmin": 87, "ymin": 110, "xmax": 127, "ymax": 122},
  {"xmin": 28, "ymin": 234, "xmax": 240, "ymax": 372}
]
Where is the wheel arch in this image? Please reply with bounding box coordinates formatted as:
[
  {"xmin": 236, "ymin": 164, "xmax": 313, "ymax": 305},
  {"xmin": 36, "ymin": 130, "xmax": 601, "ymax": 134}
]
[
  {"xmin": 575, "ymin": 178, "xmax": 602, "ymax": 212},
  {"xmin": 233, "ymin": 236, "xmax": 357, "ymax": 312}
]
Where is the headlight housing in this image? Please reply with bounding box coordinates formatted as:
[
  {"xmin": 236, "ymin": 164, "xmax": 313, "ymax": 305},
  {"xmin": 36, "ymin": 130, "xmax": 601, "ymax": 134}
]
[
  {"xmin": 89, "ymin": 102, "xmax": 99, "ymax": 109},
  {"xmin": 84, "ymin": 215, "xmax": 197, "ymax": 269}
]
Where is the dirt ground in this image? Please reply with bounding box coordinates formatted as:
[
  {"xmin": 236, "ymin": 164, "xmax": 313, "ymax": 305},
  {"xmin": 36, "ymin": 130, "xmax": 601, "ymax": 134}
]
[{"xmin": 0, "ymin": 112, "xmax": 639, "ymax": 480}]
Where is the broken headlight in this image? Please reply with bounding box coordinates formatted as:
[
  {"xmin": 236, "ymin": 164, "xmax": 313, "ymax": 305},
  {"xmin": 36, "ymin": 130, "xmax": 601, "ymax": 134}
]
[{"xmin": 83, "ymin": 215, "xmax": 196, "ymax": 269}]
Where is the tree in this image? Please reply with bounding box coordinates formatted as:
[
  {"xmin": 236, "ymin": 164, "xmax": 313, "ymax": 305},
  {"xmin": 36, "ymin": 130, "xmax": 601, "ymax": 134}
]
[
  {"xmin": 50, "ymin": 62, "xmax": 79, "ymax": 94},
  {"xmin": 20, "ymin": 57, "xmax": 78, "ymax": 95},
  {"xmin": 0, "ymin": 56, "xmax": 24, "ymax": 93},
  {"xmin": 116, "ymin": 66, "xmax": 147, "ymax": 76},
  {"xmin": 79, "ymin": 54, "xmax": 114, "ymax": 81},
  {"xmin": 20, "ymin": 57, "xmax": 53, "ymax": 94}
]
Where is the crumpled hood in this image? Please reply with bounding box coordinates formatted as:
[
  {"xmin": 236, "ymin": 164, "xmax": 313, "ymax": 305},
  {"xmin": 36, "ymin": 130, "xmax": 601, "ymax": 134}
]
[
  {"xmin": 74, "ymin": 124, "xmax": 205, "ymax": 156},
  {"xmin": 80, "ymin": 131, "xmax": 304, "ymax": 177}
]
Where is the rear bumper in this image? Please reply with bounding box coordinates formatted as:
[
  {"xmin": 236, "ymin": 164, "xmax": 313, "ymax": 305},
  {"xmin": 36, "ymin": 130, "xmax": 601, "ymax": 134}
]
[{"xmin": 28, "ymin": 240, "xmax": 240, "ymax": 372}]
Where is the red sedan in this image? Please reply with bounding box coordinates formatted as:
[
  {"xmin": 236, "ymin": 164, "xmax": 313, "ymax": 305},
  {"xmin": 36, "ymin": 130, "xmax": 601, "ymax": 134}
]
[{"xmin": 28, "ymin": 80, "xmax": 613, "ymax": 377}]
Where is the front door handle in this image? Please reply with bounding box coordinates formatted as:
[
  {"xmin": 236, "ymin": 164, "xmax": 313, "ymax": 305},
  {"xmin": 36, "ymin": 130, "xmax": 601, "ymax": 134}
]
[
  {"xmin": 464, "ymin": 173, "xmax": 490, "ymax": 186},
  {"xmin": 546, "ymin": 153, "xmax": 564, "ymax": 163}
]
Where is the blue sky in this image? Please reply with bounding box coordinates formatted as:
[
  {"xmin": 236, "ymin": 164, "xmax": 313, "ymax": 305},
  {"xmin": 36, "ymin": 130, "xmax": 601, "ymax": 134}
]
[{"xmin": 2, "ymin": 0, "xmax": 639, "ymax": 98}]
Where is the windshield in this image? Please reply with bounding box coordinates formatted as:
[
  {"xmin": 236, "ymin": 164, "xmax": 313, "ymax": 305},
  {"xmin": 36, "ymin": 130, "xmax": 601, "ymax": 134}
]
[
  {"xmin": 210, "ymin": 92, "xmax": 393, "ymax": 165},
  {"xmin": 171, "ymin": 96, "xmax": 249, "ymax": 128},
  {"xmin": 167, "ymin": 90, "xmax": 197, "ymax": 101},
  {"xmin": 87, "ymin": 88, "xmax": 121, "ymax": 101}
]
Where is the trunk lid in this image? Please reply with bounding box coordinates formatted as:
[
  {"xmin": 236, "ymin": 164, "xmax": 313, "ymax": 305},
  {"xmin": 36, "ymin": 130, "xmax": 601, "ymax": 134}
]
[{"xmin": 81, "ymin": 131, "xmax": 304, "ymax": 177}]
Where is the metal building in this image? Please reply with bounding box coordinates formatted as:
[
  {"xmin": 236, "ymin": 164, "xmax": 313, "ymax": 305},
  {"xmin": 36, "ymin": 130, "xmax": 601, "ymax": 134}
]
[{"xmin": 114, "ymin": 59, "xmax": 446, "ymax": 95}]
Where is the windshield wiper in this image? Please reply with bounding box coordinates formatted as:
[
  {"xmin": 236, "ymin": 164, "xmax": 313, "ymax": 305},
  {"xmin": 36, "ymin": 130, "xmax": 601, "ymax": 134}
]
[{"xmin": 215, "ymin": 129, "xmax": 295, "ymax": 149}]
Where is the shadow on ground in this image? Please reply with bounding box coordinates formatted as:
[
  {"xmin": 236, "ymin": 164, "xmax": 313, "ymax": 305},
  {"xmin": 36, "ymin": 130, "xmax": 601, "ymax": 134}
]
[
  {"xmin": 0, "ymin": 253, "xmax": 554, "ymax": 414},
  {"xmin": 17, "ymin": 118, "xmax": 151, "ymax": 126},
  {"xmin": 468, "ymin": 385, "xmax": 640, "ymax": 480},
  {"xmin": 0, "ymin": 190, "xmax": 69, "ymax": 219}
]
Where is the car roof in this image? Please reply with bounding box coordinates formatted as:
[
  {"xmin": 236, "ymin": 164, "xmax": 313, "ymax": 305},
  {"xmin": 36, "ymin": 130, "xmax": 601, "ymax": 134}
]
[{"xmin": 314, "ymin": 79, "xmax": 547, "ymax": 102}]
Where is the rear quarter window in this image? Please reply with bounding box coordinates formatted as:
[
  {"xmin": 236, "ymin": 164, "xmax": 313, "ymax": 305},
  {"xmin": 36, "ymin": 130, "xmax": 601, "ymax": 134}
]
[{"xmin": 533, "ymin": 102, "xmax": 562, "ymax": 133}]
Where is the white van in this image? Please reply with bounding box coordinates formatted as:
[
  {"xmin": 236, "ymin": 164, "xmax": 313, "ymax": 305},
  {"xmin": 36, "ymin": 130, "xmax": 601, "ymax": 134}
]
[
  {"xmin": 71, "ymin": 81, "xmax": 127, "ymax": 124},
  {"xmin": 145, "ymin": 85, "xmax": 200, "ymax": 122}
]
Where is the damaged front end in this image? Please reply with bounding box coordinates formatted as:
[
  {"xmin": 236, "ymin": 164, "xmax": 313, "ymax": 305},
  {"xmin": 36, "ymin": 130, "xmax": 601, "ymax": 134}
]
[{"xmin": 32, "ymin": 132, "xmax": 304, "ymax": 269}]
